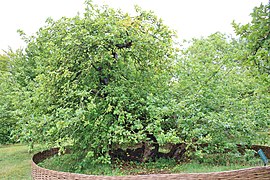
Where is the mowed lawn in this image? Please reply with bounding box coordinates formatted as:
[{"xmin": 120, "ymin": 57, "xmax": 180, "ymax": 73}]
[{"xmin": 0, "ymin": 144, "xmax": 33, "ymax": 180}]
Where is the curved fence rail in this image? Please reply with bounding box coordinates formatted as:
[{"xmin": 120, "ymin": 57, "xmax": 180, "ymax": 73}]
[{"xmin": 32, "ymin": 145, "xmax": 270, "ymax": 180}]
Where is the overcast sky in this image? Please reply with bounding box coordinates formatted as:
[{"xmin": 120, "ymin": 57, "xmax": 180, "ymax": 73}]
[{"xmin": 0, "ymin": 0, "xmax": 268, "ymax": 53}]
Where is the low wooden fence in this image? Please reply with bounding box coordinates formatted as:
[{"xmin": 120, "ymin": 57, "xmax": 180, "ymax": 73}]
[{"xmin": 32, "ymin": 145, "xmax": 270, "ymax": 179}]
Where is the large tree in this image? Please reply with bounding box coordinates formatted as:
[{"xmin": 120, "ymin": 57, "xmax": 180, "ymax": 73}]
[
  {"xmin": 11, "ymin": 1, "xmax": 270, "ymax": 171},
  {"xmin": 14, "ymin": 1, "xmax": 178, "ymax": 164}
]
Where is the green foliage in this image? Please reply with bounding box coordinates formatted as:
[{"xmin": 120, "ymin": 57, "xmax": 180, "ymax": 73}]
[
  {"xmin": 13, "ymin": 0, "xmax": 178, "ymax": 166},
  {"xmin": 173, "ymin": 32, "xmax": 270, "ymax": 156},
  {"xmin": 193, "ymin": 149, "xmax": 259, "ymax": 166},
  {"xmin": 232, "ymin": 3, "xmax": 270, "ymax": 75},
  {"xmin": 0, "ymin": 54, "xmax": 9, "ymax": 71},
  {"xmin": 0, "ymin": 54, "xmax": 17, "ymax": 144},
  {"xmin": 5, "ymin": 0, "xmax": 270, "ymax": 172}
]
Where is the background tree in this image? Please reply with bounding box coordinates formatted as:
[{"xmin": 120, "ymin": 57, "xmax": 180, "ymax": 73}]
[
  {"xmin": 0, "ymin": 53, "xmax": 17, "ymax": 144},
  {"xmin": 233, "ymin": 3, "xmax": 270, "ymax": 75},
  {"xmin": 172, "ymin": 33, "xmax": 270, "ymax": 161}
]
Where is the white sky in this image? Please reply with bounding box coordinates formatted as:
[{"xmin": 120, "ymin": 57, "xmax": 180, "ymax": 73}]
[{"xmin": 0, "ymin": 0, "xmax": 268, "ymax": 53}]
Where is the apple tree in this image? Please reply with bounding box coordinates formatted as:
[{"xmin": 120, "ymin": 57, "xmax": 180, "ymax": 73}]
[{"xmin": 14, "ymin": 1, "xmax": 178, "ymax": 165}]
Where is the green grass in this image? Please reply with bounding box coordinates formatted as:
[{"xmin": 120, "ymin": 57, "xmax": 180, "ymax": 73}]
[
  {"xmin": 39, "ymin": 153, "xmax": 263, "ymax": 176},
  {"xmin": 0, "ymin": 144, "xmax": 33, "ymax": 180},
  {"xmin": 172, "ymin": 162, "xmax": 257, "ymax": 173},
  {"xmin": 0, "ymin": 144, "xmax": 264, "ymax": 178},
  {"xmin": 0, "ymin": 144, "xmax": 46, "ymax": 180}
]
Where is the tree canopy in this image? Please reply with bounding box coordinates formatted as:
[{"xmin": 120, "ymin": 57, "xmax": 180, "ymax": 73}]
[
  {"xmin": 233, "ymin": 3, "xmax": 270, "ymax": 75},
  {"xmin": 0, "ymin": 0, "xmax": 269, "ymax": 172}
]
